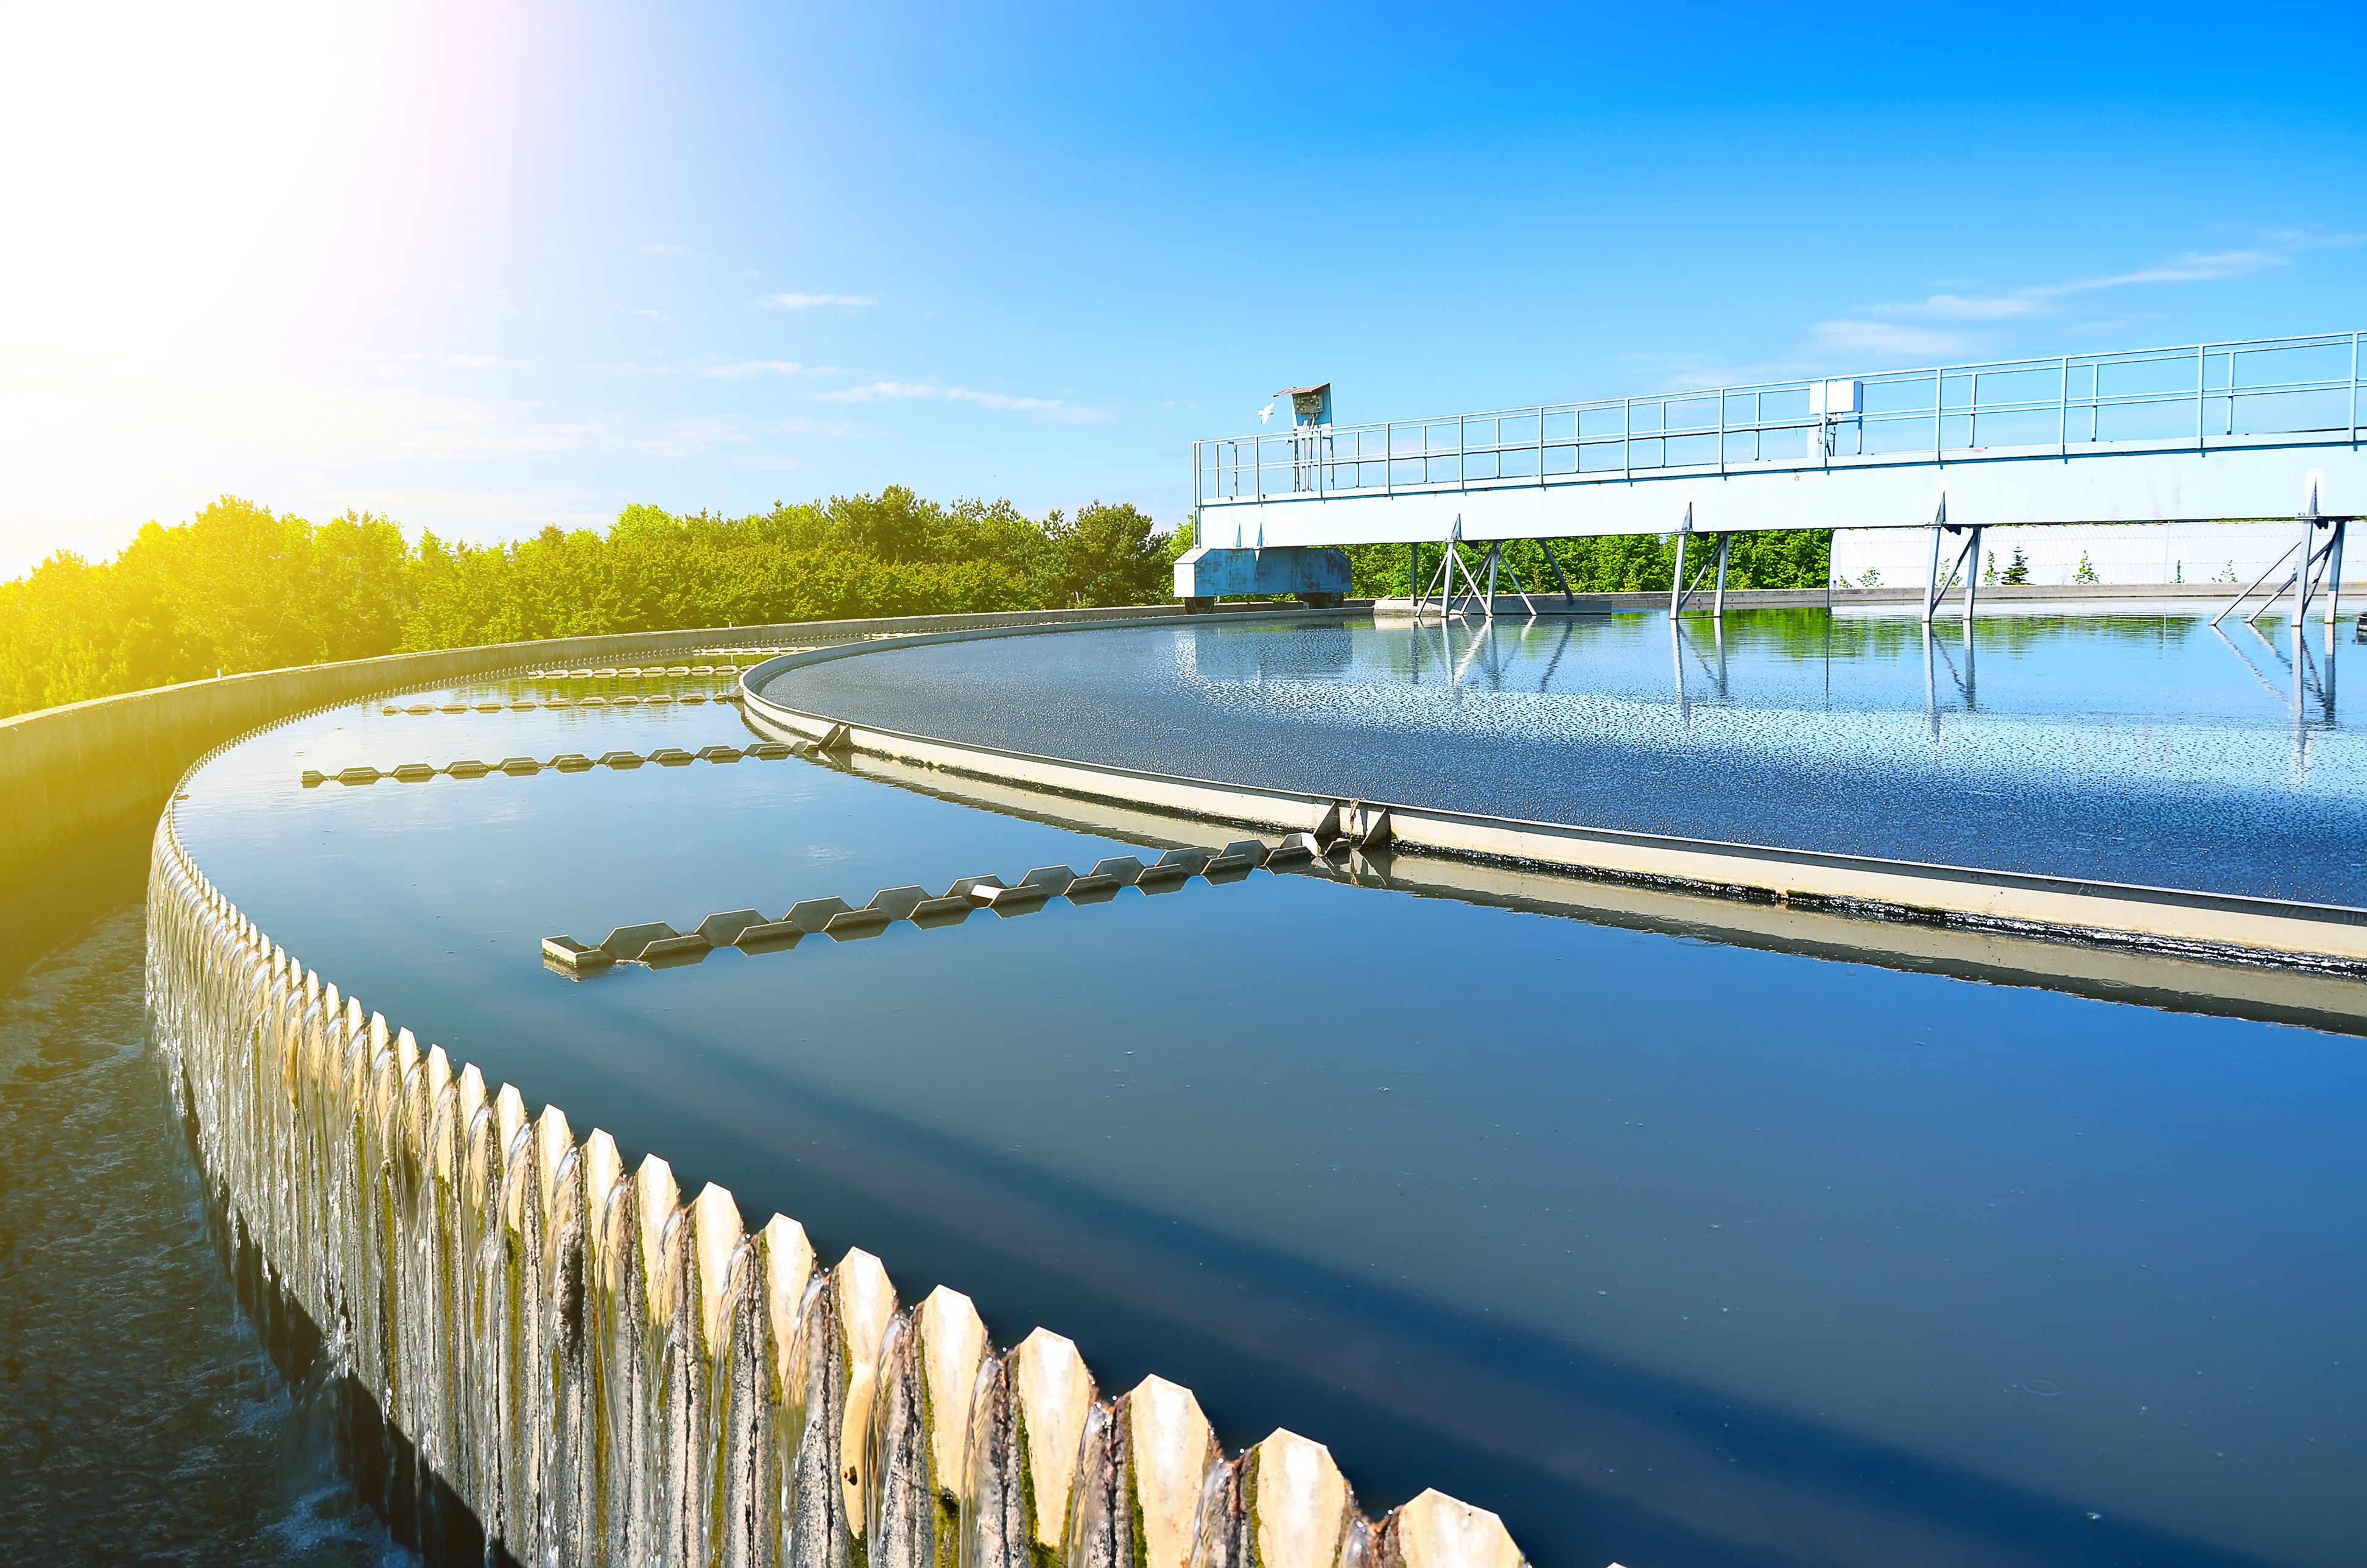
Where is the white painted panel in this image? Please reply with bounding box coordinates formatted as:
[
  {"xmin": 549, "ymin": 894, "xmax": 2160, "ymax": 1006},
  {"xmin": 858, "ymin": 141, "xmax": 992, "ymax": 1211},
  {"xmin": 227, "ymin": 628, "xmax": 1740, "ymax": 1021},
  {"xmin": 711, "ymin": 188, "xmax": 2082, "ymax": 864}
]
[
  {"xmin": 1197, "ymin": 441, "xmax": 2367, "ymax": 546},
  {"xmin": 1828, "ymin": 519, "xmax": 2346, "ymax": 589}
]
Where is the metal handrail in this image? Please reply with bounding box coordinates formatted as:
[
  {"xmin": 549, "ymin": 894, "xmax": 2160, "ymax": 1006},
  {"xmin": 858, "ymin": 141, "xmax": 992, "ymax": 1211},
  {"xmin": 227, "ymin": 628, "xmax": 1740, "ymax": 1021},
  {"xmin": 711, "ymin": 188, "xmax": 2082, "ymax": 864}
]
[{"xmin": 1194, "ymin": 330, "xmax": 2366, "ymax": 507}]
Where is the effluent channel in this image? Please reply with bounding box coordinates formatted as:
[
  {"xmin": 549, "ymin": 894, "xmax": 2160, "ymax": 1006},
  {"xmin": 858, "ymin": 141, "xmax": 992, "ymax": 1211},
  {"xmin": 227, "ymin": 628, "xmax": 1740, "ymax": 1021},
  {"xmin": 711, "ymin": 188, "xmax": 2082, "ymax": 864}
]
[{"xmin": 12, "ymin": 603, "xmax": 2363, "ymax": 1568}]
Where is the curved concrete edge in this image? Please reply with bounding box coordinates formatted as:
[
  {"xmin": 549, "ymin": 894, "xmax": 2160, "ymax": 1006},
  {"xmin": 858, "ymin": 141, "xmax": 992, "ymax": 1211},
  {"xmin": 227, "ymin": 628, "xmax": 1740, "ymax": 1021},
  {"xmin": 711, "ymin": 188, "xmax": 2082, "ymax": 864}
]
[
  {"xmin": 0, "ymin": 599, "xmax": 1310, "ymax": 890},
  {"xmin": 740, "ymin": 625, "xmax": 2367, "ymax": 972}
]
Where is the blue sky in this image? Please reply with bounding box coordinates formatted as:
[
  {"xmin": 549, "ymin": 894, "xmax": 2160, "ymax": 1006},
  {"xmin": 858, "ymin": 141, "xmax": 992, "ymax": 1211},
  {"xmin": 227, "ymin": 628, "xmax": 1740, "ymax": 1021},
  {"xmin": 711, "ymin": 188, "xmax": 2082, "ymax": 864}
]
[{"xmin": 2, "ymin": 0, "xmax": 2362, "ymax": 575}]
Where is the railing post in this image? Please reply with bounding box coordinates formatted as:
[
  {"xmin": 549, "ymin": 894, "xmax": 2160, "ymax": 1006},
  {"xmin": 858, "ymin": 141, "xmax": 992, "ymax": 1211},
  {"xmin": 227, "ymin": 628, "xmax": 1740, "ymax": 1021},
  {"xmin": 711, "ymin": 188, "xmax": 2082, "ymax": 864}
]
[
  {"xmin": 2196, "ymin": 343, "xmax": 2206, "ymax": 451},
  {"xmin": 1623, "ymin": 399, "xmax": 1632, "ymax": 479},
  {"xmin": 2058, "ymin": 357, "xmax": 2068, "ymax": 458}
]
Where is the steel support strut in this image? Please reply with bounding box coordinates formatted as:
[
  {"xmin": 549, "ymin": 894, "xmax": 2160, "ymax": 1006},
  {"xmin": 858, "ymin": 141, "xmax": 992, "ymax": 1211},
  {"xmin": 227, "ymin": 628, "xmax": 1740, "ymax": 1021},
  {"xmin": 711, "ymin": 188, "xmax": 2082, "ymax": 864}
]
[
  {"xmin": 1539, "ymin": 540, "xmax": 1576, "ymax": 605},
  {"xmin": 1669, "ymin": 505, "xmax": 1691, "ymax": 617}
]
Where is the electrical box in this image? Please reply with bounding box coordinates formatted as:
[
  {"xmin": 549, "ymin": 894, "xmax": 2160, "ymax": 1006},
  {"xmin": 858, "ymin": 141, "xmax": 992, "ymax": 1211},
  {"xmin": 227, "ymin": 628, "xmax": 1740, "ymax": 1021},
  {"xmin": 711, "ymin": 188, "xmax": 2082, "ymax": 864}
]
[
  {"xmin": 1809, "ymin": 379, "xmax": 1862, "ymax": 418},
  {"xmin": 1279, "ymin": 384, "xmax": 1332, "ymax": 426}
]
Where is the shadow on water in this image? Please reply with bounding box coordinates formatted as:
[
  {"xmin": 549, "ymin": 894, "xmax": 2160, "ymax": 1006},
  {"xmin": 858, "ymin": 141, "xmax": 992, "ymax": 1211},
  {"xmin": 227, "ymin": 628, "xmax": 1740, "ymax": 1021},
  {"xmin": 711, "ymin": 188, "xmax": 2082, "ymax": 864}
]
[{"xmin": 0, "ymin": 821, "xmax": 412, "ymax": 1566}]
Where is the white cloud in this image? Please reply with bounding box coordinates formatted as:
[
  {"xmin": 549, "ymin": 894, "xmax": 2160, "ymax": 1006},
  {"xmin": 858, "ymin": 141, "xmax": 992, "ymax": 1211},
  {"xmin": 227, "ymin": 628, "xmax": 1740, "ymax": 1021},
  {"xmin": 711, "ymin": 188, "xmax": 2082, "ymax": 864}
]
[
  {"xmin": 703, "ymin": 360, "xmax": 810, "ymax": 379},
  {"xmin": 625, "ymin": 417, "xmax": 753, "ymax": 458},
  {"xmin": 758, "ymin": 292, "xmax": 878, "ymax": 309},
  {"xmin": 814, "ymin": 379, "xmax": 940, "ymax": 403},
  {"xmin": 1874, "ymin": 238, "xmax": 2358, "ymax": 328},
  {"xmin": 1806, "ymin": 320, "xmax": 1975, "ymax": 360},
  {"xmin": 812, "ymin": 379, "xmax": 1103, "ymax": 422}
]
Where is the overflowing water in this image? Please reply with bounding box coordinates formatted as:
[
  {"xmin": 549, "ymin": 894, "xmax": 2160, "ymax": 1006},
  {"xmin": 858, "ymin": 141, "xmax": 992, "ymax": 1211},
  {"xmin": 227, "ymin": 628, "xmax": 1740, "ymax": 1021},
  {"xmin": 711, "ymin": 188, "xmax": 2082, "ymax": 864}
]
[
  {"xmin": 0, "ymin": 853, "xmax": 406, "ymax": 1566},
  {"xmin": 142, "ymin": 624, "xmax": 2367, "ymax": 1568}
]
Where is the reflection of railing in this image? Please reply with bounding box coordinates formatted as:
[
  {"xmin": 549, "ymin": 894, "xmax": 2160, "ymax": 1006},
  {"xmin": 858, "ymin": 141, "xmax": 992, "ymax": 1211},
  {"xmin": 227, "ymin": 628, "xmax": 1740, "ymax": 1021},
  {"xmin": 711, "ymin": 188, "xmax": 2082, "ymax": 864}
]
[{"xmin": 1195, "ymin": 331, "xmax": 2366, "ymax": 505}]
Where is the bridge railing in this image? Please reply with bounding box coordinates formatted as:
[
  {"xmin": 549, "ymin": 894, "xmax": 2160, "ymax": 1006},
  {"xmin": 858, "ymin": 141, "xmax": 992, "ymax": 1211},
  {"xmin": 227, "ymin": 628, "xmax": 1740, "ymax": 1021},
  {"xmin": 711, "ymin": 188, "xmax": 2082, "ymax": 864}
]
[{"xmin": 1194, "ymin": 330, "xmax": 2364, "ymax": 507}]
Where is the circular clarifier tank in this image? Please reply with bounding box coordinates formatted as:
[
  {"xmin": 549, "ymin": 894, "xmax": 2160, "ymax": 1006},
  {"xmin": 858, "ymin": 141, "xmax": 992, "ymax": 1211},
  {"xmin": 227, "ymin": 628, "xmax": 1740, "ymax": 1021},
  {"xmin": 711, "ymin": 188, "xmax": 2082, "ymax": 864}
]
[{"xmin": 171, "ymin": 614, "xmax": 2367, "ymax": 1568}]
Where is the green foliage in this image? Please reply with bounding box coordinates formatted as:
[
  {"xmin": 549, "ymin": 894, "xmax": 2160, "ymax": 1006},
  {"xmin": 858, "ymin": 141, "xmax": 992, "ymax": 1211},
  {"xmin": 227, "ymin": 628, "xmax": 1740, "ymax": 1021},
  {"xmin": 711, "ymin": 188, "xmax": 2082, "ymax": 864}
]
[
  {"xmin": 0, "ymin": 497, "xmax": 415, "ymax": 718},
  {"xmin": 1, "ymin": 488, "xmax": 1182, "ymax": 720},
  {"xmin": 1342, "ymin": 529, "xmax": 1832, "ymax": 599}
]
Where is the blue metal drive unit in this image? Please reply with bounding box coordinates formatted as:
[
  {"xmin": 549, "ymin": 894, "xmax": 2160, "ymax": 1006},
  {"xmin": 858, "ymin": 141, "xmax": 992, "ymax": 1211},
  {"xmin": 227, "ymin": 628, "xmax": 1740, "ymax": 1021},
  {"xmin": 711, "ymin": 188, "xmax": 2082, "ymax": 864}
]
[{"xmin": 1172, "ymin": 544, "xmax": 1352, "ymax": 611}]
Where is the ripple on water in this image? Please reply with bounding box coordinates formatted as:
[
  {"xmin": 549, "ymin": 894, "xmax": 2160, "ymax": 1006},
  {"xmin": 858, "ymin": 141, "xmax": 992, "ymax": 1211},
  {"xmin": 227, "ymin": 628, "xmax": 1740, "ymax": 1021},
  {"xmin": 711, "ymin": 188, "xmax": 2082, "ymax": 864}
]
[{"xmin": 0, "ymin": 904, "xmax": 407, "ymax": 1566}]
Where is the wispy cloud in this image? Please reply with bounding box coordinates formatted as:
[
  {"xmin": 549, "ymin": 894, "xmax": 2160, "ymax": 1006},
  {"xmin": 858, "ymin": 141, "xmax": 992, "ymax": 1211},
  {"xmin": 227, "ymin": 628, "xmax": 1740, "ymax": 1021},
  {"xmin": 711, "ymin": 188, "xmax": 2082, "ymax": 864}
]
[
  {"xmin": 625, "ymin": 417, "xmax": 753, "ymax": 458},
  {"xmin": 814, "ymin": 379, "xmax": 1103, "ymax": 421},
  {"xmin": 1805, "ymin": 320, "xmax": 1977, "ymax": 360},
  {"xmin": 759, "ymin": 292, "xmax": 877, "ymax": 310},
  {"xmin": 815, "ymin": 379, "xmax": 940, "ymax": 403},
  {"xmin": 703, "ymin": 359, "xmax": 823, "ymax": 379},
  {"xmin": 1869, "ymin": 232, "xmax": 2361, "ymax": 331}
]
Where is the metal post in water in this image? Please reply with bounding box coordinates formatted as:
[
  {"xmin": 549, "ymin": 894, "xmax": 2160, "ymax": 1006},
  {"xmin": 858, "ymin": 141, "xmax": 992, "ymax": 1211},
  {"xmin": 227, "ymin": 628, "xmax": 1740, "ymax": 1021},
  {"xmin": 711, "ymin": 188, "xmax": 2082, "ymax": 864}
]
[
  {"xmin": 1964, "ymin": 526, "xmax": 1985, "ymax": 638},
  {"xmin": 2297, "ymin": 512, "xmax": 2316, "ymax": 630},
  {"xmin": 2325, "ymin": 519, "xmax": 2347, "ymax": 631},
  {"xmin": 1669, "ymin": 504, "xmax": 1692, "ymax": 617},
  {"xmin": 1923, "ymin": 519, "xmax": 1946, "ymax": 625},
  {"xmin": 1713, "ymin": 533, "xmax": 1731, "ymax": 620}
]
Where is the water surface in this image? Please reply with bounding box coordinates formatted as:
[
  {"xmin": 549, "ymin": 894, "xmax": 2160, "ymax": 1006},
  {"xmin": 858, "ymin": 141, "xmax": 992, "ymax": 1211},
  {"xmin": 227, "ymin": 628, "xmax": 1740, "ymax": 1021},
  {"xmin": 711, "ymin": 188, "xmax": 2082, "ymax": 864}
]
[{"xmin": 161, "ymin": 659, "xmax": 2367, "ymax": 1568}]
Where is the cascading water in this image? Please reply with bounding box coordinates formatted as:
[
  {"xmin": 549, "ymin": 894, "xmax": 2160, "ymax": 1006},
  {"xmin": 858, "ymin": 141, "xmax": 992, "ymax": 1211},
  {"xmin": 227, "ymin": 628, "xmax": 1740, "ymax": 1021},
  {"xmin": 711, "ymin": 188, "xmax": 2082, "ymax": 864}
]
[{"xmin": 144, "ymin": 812, "xmax": 1525, "ymax": 1568}]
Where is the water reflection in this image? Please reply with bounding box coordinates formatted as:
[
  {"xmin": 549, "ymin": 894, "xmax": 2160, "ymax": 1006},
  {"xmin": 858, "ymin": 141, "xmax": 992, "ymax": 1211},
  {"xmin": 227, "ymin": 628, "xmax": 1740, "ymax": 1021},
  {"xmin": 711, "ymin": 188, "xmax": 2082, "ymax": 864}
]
[{"xmin": 804, "ymin": 609, "xmax": 2367, "ymax": 903}]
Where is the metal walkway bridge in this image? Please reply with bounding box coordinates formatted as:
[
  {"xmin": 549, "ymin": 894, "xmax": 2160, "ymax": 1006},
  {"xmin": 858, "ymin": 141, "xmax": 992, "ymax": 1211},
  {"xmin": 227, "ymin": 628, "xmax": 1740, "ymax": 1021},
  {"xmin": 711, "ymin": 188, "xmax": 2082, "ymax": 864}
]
[{"xmin": 1180, "ymin": 330, "xmax": 2366, "ymax": 621}]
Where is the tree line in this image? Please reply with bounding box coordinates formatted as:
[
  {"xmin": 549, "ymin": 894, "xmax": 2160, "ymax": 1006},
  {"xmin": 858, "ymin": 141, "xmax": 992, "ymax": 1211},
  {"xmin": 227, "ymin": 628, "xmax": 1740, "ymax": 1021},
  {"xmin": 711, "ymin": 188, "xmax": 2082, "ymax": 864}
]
[
  {"xmin": 1, "ymin": 488, "xmax": 1833, "ymax": 720},
  {"xmin": 0, "ymin": 490, "xmax": 1173, "ymax": 719}
]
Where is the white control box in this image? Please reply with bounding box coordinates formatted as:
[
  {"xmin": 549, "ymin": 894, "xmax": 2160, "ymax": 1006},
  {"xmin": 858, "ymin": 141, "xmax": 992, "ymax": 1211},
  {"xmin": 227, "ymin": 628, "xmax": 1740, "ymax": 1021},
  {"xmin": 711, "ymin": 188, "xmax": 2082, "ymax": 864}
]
[{"xmin": 1809, "ymin": 379, "xmax": 1863, "ymax": 418}]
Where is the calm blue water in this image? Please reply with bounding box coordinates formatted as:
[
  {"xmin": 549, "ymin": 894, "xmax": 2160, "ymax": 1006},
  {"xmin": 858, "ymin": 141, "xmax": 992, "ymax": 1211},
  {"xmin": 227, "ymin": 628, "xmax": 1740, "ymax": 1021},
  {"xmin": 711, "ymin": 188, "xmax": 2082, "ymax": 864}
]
[
  {"xmin": 778, "ymin": 607, "xmax": 2364, "ymax": 904},
  {"xmin": 163, "ymin": 639, "xmax": 2367, "ymax": 1568}
]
